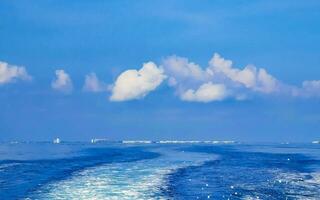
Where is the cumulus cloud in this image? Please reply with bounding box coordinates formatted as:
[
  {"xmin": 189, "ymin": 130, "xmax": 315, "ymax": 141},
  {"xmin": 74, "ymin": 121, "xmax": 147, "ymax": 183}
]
[
  {"xmin": 162, "ymin": 55, "xmax": 208, "ymax": 86},
  {"xmin": 83, "ymin": 73, "xmax": 107, "ymax": 92},
  {"xmin": 107, "ymin": 52, "xmax": 320, "ymax": 102},
  {"xmin": 161, "ymin": 55, "xmax": 212, "ymax": 101},
  {"xmin": 51, "ymin": 69, "xmax": 73, "ymax": 93},
  {"xmin": 110, "ymin": 62, "xmax": 166, "ymax": 101},
  {"xmin": 0, "ymin": 61, "xmax": 32, "ymax": 84},
  {"xmin": 299, "ymin": 80, "xmax": 320, "ymax": 97},
  {"xmin": 160, "ymin": 53, "xmax": 280, "ymax": 102},
  {"xmin": 208, "ymin": 53, "xmax": 279, "ymax": 93},
  {"xmin": 303, "ymin": 80, "xmax": 320, "ymax": 91},
  {"xmin": 181, "ymin": 82, "xmax": 227, "ymax": 102}
]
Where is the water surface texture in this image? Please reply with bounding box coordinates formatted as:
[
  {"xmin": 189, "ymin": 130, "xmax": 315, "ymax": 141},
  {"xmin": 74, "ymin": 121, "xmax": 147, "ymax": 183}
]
[{"xmin": 0, "ymin": 142, "xmax": 319, "ymax": 199}]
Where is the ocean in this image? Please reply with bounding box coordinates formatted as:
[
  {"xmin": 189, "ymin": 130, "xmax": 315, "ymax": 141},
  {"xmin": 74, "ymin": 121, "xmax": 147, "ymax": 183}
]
[{"xmin": 0, "ymin": 142, "xmax": 319, "ymax": 199}]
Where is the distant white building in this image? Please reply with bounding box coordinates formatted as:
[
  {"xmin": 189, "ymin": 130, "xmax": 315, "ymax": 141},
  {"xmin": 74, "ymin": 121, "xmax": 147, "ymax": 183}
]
[
  {"xmin": 91, "ymin": 138, "xmax": 109, "ymax": 144},
  {"xmin": 53, "ymin": 138, "xmax": 60, "ymax": 144},
  {"xmin": 122, "ymin": 140, "xmax": 152, "ymax": 144}
]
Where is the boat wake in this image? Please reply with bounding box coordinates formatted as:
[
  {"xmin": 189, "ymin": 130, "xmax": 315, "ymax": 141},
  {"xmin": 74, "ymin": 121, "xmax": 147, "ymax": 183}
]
[{"xmin": 29, "ymin": 147, "xmax": 216, "ymax": 200}]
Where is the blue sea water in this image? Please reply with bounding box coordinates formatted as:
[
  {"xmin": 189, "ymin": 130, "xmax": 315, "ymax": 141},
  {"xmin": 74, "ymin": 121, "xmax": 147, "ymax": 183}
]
[{"xmin": 0, "ymin": 142, "xmax": 319, "ymax": 199}]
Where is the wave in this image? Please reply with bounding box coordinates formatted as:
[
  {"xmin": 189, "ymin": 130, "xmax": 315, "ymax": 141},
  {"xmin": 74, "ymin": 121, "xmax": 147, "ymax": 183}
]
[
  {"xmin": 275, "ymin": 171, "xmax": 320, "ymax": 200},
  {"xmin": 163, "ymin": 145, "xmax": 320, "ymax": 199}
]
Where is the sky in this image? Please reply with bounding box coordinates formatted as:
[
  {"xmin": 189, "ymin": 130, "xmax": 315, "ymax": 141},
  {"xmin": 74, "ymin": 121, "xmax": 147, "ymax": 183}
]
[{"xmin": 0, "ymin": 0, "xmax": 320, "ymax": 142}]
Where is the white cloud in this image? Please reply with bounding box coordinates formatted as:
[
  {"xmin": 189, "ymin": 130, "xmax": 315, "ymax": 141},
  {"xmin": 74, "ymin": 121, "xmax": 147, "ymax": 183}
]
[
  {"xmin": 208, "ymin": 53, "xmax": 278, "ymax": 93},
  {"xmin": 107, "ymin": 52, "xmax": 320, "ymax": 103},
  {"xmin": 160, "ymin": 53, "xmax": 280, "ymax": 102},
  {"xmin": 256, "ymin": 68, "xmax": 278, "ymax": 93},
  {"xmin": 303, "ymin": 80, "xmax": 320, "ymax": 91},
  {"xmin": 83, "ymin": 73, "xmax": 107, "ymax": 92},
  {"xmin": 181, "ymin": 82, "xmax": 227, "ymax": 102},
  {"xmin": 110, "ymin": 62, "xmax": 166, "ymax": 101},
  {"xmin": 300, "ymin": 80, "xmax": 320, "ymax": 97},
  {"xmin": 161, "ymin": 55, "xmax": 212, "ymax": 101},
  {"xmin": 162, "ymin": 55, "xmax": 208, "ymax": 85},
  {"xmin": 51, "ymin": 69, "xmax": 73, "ymax": 93},
  {"xmin": 0, "ymin": 61, "xmax": 32, "ymax": 84}
]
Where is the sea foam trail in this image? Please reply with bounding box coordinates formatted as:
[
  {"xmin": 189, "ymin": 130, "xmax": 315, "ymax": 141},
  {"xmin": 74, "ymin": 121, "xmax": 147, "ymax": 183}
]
[
  {"xmin": 29, "ymin": 146, "xmax": 216, "ymax": 200},
  {"xmin": 162, "ymin": 145, "xmax": 320, "ymax": 199},
  {"xmin": 276, "ymin": 171, "xmax": 320, "ymax": 200},
  {"xmin": 240, "ymin": 171, "xmax": 320, "ymax": 200}
]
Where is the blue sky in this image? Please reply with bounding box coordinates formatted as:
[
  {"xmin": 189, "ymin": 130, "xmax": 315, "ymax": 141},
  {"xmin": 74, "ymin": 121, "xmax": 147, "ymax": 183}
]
[{"xmin": 0, "ymin": 0, "xmax": 320, "ymax": 142}]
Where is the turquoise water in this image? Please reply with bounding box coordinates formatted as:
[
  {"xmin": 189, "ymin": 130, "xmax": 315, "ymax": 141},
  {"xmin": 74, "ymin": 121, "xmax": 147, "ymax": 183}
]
[{"xmin": 0, "ymin": 142, "xmax": 319, "ymax": 199}]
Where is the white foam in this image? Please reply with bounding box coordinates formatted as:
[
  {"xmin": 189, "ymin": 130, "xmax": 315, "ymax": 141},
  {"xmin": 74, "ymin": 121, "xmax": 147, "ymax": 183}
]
[
  {"xmin": 276, "ymin": 171, "xmax": 320, "ymax": 200},
  {"xmin": 30, "ymin": 148, "xmax": 216, "ymax": 199}
]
